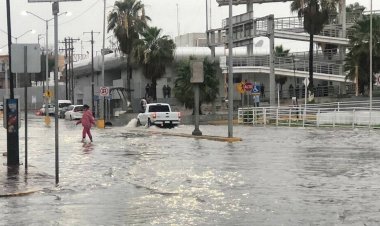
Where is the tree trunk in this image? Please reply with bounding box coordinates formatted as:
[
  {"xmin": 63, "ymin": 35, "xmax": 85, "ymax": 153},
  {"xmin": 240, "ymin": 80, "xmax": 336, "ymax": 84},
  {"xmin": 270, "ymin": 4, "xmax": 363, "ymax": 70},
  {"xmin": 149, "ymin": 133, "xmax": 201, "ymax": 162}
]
[
  {"xmin": 309, "ymin": 33, "xmax": 314, "ymax": 94},
  {"xmin": 126, "ymin": 55, "xmax": 132, "ymax": 103},
  {"xmin": 151, "ymin": 78, "xmax": 157, "ymax": 101}
]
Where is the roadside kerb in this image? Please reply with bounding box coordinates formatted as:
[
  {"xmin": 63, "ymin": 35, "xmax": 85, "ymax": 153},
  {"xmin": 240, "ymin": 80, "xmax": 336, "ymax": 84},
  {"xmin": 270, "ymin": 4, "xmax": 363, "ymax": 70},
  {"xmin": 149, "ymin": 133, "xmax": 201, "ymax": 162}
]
[{"xmin": 145, "ymin": 130, "xmax": 242, "ymax": 142}]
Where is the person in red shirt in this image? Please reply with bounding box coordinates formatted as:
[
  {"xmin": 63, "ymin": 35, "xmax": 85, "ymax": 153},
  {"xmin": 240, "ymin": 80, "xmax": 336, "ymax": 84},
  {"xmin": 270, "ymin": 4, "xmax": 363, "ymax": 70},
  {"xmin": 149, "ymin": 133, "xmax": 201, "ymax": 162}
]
[{"xmin": 76, "ymin": 104, "xmax": 96, "ymax": 143}]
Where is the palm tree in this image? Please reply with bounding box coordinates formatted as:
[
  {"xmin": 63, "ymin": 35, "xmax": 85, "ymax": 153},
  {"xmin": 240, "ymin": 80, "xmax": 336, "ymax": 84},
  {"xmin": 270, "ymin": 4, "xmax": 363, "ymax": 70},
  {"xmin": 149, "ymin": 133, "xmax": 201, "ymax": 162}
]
[
  {"xmin": 274, "ymin": 45, "xmax": 289, "ymax": 96},
  {"xmin": 290, "ymin": 0, "xmax": 339, "ymax": 94},
  {"xmin": 108, "ymin": 0, "xmax": 150, "ymax": 101},
  {"xmin": 173, "ymin": 58, "xmax": 219, "ymax": 113},
  {"xmin": 132, "ymin": 27, "xmax": 176, "ymax": 100},
  {"xmin": 345, "ymin": 15, "xmax": 380, "ymax": 95}
]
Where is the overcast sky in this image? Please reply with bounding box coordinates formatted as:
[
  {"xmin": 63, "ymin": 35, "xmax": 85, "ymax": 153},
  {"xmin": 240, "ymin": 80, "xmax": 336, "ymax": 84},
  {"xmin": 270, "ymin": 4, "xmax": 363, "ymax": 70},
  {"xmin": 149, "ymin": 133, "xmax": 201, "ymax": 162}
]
[{"xmin": 0, "ymin": 0, "xmax": 379, "ymax": 55}]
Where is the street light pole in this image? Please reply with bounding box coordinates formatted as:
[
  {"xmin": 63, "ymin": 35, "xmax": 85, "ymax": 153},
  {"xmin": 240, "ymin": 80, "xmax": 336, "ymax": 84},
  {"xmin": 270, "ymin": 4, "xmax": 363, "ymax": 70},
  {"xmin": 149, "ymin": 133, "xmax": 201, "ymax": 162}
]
[
  {"xmin": 25, "ymin": 11, "xmax": 67, "ymax": 127},
  {"xmin": 6, "ymin": 0, "xmax": 20, "ymax": 166},
  {"xmin": 227, "ymin": 0, "xmax": 233, "ymax": 138},
  {"xmin": 45, "ymin": 19, "xmax": 50, "ymax": 127},
  {"xmin": 83, "ymin": 30, "xmax": 99, "ymax": 116},
  {"xmin": 100, "ymin": 0, "xmax": 107, "ymax": 127},
  {"xmin": 369, "ymin": 0, "xmax": 373, "ymax": 128},
  {"xmin": 52, "ymin": 1, "xmax": 60, "ymax": 185}
]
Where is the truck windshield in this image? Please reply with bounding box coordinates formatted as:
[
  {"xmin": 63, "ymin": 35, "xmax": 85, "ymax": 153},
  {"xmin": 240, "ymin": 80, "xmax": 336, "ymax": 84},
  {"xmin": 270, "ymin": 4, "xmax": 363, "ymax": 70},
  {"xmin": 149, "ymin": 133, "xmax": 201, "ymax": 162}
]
[{"xmin": 149, "ymin": 105, "xmax": 170, "ymax": 112}]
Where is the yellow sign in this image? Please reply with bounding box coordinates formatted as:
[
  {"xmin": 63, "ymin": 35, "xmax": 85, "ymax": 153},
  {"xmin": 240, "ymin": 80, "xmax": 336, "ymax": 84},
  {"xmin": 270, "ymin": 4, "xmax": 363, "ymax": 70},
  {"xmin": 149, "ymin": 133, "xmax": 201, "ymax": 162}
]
[
  {"xmin": 236, "ymin": 82, "xmax": 245, "ymax": 94},
  {"xmin": 45, "ymin": 90, "xmax": 53, "ymax": 97}
]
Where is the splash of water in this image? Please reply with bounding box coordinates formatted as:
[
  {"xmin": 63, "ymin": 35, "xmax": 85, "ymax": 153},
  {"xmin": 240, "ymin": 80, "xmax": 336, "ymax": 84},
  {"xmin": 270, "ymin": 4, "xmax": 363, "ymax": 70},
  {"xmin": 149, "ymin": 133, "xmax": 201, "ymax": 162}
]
[{"xmin": 126, "ymin": 118, "xmax": 138, "ymax": 128}]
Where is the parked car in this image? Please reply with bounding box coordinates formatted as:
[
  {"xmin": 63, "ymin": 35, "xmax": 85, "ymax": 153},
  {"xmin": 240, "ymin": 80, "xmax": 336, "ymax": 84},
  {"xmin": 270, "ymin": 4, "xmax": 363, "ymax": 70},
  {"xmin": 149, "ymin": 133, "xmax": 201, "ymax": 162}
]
[
  {"xmin": 58, "ymin": 100, "xmax": 72, "ymax": 117},
  {"xmin": 39, "ymin": 104, "xmax": 55, "ymax": 115},
  {"xmin": 64, "ymin": 105, "xmax": 84, "ymax": 120},
  {"xmin": 137, "ymin": 103, "xmax": 180, "ymax": 128}
]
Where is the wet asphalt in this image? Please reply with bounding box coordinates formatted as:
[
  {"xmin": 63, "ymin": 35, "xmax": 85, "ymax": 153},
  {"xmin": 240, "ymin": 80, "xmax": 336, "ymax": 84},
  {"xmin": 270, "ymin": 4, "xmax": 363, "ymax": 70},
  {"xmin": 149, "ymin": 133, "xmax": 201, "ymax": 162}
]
[{"xmin": 1, "ymin": 114, "xmax": 380, "ymax": 225}]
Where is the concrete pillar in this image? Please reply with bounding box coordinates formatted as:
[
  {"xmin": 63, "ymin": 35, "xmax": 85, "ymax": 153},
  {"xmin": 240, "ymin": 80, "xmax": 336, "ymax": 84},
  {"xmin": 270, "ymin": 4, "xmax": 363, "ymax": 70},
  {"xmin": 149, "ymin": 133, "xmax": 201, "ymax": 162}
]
[
  {"xmin": 268, "ymin": 15, "xmax": 276, "ymax": 106},
  {"xmin": 339, "ymin": 0, "xmax": 346, "ymax": 76},
  {"xmin": 247, "ymin": 0, "xmax": 254, "ymax": 56}
]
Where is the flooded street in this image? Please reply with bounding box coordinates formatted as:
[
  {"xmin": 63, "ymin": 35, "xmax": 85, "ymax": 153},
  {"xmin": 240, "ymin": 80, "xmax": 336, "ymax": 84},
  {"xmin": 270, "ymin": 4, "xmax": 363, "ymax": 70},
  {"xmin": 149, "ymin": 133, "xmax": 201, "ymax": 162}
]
[{"xmin": 1, "ymin": 115, "xmax": 380, "ymax": 225}]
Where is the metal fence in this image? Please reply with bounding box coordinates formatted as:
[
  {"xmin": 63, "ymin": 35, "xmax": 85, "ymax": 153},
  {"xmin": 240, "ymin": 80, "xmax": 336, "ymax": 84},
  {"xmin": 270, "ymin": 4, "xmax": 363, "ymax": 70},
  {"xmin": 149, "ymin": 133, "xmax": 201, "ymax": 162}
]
[{"xmin": 238, "ymin": 101, "xmax": 380, "ymax": 129}]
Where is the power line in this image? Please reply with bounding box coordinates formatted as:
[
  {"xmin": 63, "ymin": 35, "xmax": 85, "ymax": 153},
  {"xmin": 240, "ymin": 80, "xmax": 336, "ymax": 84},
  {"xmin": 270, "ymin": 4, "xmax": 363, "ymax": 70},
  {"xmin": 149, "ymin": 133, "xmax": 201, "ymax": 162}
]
[{"xmin": 59, "ymin": 0, "xmax": 102, "ymax": 26}]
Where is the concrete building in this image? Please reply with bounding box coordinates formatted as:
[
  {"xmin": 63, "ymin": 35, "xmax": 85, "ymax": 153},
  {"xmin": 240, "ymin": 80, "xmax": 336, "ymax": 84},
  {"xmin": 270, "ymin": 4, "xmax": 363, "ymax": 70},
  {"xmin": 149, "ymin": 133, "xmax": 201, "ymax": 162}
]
[{"xmin": 175, "ymin": 33, "xmax": 208, "ymax": 47}]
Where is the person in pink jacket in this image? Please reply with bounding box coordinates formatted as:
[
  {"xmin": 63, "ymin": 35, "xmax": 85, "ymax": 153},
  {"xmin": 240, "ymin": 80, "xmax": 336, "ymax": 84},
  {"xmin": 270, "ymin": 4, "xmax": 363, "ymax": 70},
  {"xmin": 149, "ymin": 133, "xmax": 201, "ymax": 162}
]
[{"xmin": 76, "ymin": 104, "xmax": 96, "ymax": 143}]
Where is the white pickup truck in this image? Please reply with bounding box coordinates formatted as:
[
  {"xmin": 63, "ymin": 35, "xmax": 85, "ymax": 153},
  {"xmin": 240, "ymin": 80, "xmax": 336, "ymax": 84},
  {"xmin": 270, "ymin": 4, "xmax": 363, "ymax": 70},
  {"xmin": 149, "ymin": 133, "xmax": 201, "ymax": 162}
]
[{"xmin": 137, "ymin": 103, "xmax": 181, "ymax": 128}]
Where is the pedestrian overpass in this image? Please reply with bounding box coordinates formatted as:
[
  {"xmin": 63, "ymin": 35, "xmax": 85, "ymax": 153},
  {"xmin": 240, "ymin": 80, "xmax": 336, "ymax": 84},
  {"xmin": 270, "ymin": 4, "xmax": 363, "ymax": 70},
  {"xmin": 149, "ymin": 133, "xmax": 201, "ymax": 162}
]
[{"xmin": 220, "ymin": 55, "xmax": 348, "ymax": 82}]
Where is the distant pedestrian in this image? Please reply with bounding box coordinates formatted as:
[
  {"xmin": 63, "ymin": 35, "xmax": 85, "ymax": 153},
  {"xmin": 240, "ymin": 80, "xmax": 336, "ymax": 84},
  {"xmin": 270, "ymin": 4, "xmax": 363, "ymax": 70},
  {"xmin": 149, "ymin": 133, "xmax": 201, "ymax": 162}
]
[
  {"xmin": 167, "ymin": 85, "xmax": 171, "ymax": 98},
  {"xmin": 162, "ymin": 85, "xmax": 168, "ymax": 98},
  {"xmin": 254, "ymin": 95, "xmax": 260, "ymax": 107},
  {"xmin": 145, "ymin": 83, "xmax": 151, "ymax": 98},
  {"xmin": 140, "ymin": 98, "xmax": 147, "ymax": 112},
  {"xmin": 76, "ymin": 104, "xmax": 96, "ymax": 143}
]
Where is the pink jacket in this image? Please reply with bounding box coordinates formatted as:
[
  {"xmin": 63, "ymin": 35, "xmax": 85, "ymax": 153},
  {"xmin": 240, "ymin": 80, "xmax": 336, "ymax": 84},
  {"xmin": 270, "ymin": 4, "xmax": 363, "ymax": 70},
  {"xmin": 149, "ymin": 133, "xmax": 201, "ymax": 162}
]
[{"xmin": 77, "ymin": 109, "xmax": 95, "ymax": 128}]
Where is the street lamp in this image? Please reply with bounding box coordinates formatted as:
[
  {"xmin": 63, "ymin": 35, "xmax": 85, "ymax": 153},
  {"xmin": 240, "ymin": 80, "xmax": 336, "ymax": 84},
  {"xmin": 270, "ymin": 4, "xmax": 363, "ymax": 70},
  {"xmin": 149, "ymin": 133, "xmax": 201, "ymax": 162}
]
[
  {"xmin": 369, "ymin": 0, "xmax": 373, "ymax": 127},
  {"xmin": 23, "ymin": 10, "xmax": 68, "ymax": 127},
  {"xmin": 38, "ymin": 34, "xmax": 45, "ymax": 45},
  {"xmin": 100, "ymin": 0, "xmax": 106, "ymax": 128}
]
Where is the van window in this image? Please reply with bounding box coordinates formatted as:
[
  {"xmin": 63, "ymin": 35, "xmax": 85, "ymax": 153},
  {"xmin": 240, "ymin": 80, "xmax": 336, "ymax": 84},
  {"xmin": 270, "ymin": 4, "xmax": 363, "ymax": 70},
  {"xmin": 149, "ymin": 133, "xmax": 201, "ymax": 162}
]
[{"xmin": 59, "ymin": 103, "xmax": 71, "ymax": 108}]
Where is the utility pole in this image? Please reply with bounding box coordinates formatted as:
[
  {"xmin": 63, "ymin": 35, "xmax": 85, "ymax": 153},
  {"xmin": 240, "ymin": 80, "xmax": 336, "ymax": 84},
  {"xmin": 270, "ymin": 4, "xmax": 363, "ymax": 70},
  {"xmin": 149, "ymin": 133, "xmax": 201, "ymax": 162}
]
[
  {"xmin": 64, "ymin": 38, "xmax": 68, "ymax": 100},
  {"xmin": 84, "ymin": 30, "xmax": 100, "ymax": 115},
  {"xmin": 6, "ymin": 0, "xmax": 20, "ymax": 166},
  {"xmin": 64, "ymin": 37, "xmax": 79, "ymax": 103},
  {"xmin": 59, "ymin": 38, "xmax": 71, "ymax": 100}
]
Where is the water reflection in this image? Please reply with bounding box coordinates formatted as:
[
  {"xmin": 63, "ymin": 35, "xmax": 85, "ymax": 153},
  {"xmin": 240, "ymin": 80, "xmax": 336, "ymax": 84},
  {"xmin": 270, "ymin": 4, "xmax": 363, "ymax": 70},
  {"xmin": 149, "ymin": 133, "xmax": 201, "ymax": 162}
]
[{"xmin": 1, "ymin": 118, "xmax": 380, "ymax": 225}]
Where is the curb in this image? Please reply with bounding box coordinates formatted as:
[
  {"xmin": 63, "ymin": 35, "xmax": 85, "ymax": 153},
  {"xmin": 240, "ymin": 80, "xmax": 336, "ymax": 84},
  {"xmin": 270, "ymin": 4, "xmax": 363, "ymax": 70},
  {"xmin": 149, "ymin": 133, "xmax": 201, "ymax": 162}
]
[
  {"xmin": 0, "ymin": 189, "xmax": 41, "ymax": 198},
  {"xmin": 149, "ymin": 131, "xmax": 242, "ymax": 142}
]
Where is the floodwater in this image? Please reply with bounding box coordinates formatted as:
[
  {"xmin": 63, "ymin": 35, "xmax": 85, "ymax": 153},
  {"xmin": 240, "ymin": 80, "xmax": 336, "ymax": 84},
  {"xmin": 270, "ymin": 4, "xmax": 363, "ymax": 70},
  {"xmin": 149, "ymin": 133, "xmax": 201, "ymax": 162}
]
[{"xmin": 1, "ymin": 114, "xmax": 380, "ymax": 225}]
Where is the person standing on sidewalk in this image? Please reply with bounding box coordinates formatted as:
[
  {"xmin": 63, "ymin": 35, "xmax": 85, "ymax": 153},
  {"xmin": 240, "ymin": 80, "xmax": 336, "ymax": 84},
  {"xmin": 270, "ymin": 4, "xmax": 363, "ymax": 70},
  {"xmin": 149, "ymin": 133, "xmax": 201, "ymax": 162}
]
[{"xmin": 76, "ymin": 104, "xmax": 96, "ymax": 143}]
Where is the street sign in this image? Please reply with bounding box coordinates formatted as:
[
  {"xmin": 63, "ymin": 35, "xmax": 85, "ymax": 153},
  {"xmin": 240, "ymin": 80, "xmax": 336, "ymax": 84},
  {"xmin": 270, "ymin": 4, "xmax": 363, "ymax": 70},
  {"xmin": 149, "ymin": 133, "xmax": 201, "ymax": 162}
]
[
  {"xmin": 11, "ymin": 44, "xmax": 41, "ymax": 73},
  {"xmin": 244, "ymin": 82, "xmax": 253, "ymax": 91},
  {"xmin": 99, "ymin": 86, "xmax": 110, "ymax": 97},
  {"xmin": 44, "ymin": 90, "xmax": 53, "ymax": 97},
  {"xmin": 303, "ymin": 78, "xmax": 309, "ymax": 87},
  {"xmin": 190, "ymin": 61, "xmax": 204, "ymax": 83},
  {"xmin": 252, "ymin": 84, "xmax": 261, "ymax": 95},
  {"xmin": 236, "ymin": 82, "xmax": 245, "ymax": 94}
]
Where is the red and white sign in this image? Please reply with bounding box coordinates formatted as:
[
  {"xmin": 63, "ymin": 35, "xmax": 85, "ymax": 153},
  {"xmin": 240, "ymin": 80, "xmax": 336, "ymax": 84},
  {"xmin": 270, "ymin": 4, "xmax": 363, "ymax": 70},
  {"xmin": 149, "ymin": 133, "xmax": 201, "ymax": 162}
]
[
  {"xmin": 99, "ymin": 86, "xmax": 109, "ymax": 97},
  {"xmin": 244, "ymin": 82, "xmax": 253, "ymax": 91}
]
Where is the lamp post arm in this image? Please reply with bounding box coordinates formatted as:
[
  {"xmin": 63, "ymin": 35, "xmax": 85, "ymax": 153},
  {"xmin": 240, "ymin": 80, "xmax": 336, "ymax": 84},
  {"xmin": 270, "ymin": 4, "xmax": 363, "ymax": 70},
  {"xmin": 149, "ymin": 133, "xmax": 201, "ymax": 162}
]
[
  {"xmin": 26, "ymin": 11, "xmax": 46, "ymax": 22},
  {"xmin": 16, "ymin": 29, "xmax": 33, "ymax": 40}
]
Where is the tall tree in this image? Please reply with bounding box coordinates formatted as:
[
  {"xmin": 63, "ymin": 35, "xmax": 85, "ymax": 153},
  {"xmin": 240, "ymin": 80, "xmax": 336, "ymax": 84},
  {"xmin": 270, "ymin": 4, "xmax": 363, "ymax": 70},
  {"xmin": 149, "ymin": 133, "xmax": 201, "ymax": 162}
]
[
  {"xmin": 132, "ymin": 27, "xmax": 176, "ymax": 100},
  {"xmin": 173, "ymin": 58, "xmax": 219, "ymax": 113},
  {"xmin": 108, "ymin": 0, "xmax": 150, "ymax": 101},
  {"xmin": 345, "ymin": 15, "xmax": 380, "ymax": 95},
  {"xmin": 274, "ymin": 45, "xmax": 289, "ymax": 93},
  {"xmin": 290, "ymin": 0, "xmax": 339, "ymax": 94}
]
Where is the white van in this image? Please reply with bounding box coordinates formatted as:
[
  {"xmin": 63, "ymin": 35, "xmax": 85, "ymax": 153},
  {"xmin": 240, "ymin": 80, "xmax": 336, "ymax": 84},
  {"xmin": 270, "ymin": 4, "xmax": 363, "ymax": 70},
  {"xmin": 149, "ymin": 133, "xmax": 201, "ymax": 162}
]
[{"xmin": 58, "ymin": 100, "xmax": 72, "ymax": 117}]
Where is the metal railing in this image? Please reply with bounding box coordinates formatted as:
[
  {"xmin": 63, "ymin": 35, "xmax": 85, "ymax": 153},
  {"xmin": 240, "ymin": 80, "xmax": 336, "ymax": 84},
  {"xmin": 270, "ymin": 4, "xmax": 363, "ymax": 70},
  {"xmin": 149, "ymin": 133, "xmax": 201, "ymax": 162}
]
[
  {"xmin": 220, "ymin": 11, "xmax": 380, "ymax": 42},
  {"xmin": 230, "ymin": 56, "xmax": 342, "ymax": 75},
  {"xmin": 238, "ymin": 101, "xmax": 380, "ymax": 129}
]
